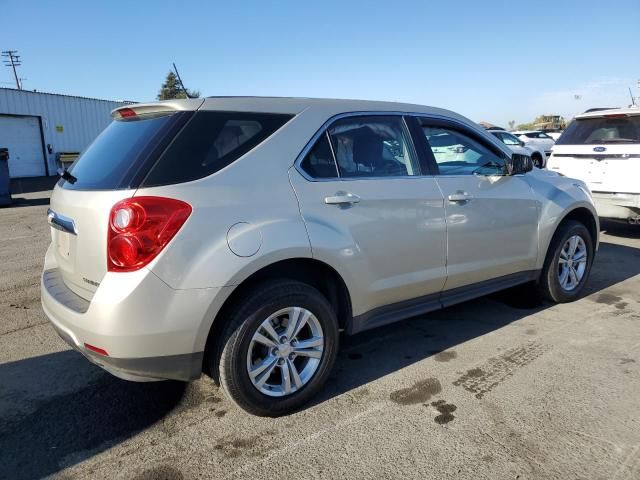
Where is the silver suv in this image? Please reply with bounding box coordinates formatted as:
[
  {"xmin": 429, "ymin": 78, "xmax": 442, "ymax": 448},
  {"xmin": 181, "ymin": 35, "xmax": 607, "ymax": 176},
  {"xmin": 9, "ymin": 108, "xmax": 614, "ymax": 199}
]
[{"xmin": 42, "ymin": 97, "xmax": 599, "ymax": 416}]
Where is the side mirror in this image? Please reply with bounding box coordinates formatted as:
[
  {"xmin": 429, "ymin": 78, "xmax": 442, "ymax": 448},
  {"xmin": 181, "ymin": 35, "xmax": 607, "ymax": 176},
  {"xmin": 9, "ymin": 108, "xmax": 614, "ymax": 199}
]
[
  {"xmin": 519, "ymin": 140, "xmax": 526, "ymax": 147},
  {"xmin": 507, "ymin": 153, "xmax": 534, "ymax": 175}
]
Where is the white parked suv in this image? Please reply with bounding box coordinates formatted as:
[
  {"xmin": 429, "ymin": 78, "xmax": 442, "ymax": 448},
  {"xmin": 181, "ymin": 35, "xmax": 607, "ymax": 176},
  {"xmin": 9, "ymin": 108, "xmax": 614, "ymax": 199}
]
[
  {"xmin": 513, "ymin": 130, "xmax": 556, "ymax": 159},
  {"xmin": 547, "ymin": 106, "xmax": 640, "ymax": 223},
  {"xmin": 42, "ymin": 97, "xmax": 599, "ymax": 416},
  {"xmin": 487, "ymin": 129, "xmax": 547, "ymax": 168}
]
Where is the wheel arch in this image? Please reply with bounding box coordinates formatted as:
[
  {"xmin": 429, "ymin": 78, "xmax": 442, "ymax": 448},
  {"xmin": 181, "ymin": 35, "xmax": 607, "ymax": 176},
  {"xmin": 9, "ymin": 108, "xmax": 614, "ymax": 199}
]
[
  {"xmin": 559, "ymin": 207, "xmax": 599, "ymax": 244},
  {"xmin": 541, "ymin": 206, "xmax": 599, "ymax": 269},
  {"xmin": 202, "ymin": 257, "xmax": 352, "ymax": 380}
]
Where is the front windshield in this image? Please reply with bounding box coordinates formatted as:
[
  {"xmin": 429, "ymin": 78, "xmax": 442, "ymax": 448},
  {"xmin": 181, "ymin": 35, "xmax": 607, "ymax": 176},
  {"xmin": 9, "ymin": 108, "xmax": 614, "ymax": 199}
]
[{"xmin": 501, "ymin": 133, "xmax": 521, "ymax": 145}]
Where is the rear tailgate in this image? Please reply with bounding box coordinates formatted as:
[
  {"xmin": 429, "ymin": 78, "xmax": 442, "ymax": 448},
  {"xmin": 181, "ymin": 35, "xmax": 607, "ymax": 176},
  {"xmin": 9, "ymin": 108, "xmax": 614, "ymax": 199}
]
[
  {"xmin": 48, "ymin": 188, "xmax": 134, "ymax": 299},
  {"xmin": 48, "ymin": 100, "xmax": 203, "ymax": 300},
  {"xmin": 548, "ymin": 144, "xmax": 640, "ymax": 194}
]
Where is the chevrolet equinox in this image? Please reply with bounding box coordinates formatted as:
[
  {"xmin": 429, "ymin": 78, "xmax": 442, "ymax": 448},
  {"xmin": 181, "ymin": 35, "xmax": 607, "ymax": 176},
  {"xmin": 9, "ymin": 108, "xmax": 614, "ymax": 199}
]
[{"xmin": 42, "ymin": 97, "xmax": 599, "ymax": 416}]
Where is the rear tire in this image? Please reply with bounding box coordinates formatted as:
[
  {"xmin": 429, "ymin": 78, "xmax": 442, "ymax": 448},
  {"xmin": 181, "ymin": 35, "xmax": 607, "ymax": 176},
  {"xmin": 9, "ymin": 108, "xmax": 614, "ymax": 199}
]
[
  {"xmin": 537, "ymin": 220, "xmax": 594, "ymax": 303},
  {"xmin": 216, "ymin": 280, "xmax": 339, "ymax": 416},
  {"xmin": 532, "ymin": 153, "xmax": 543, "ymax": 169}
]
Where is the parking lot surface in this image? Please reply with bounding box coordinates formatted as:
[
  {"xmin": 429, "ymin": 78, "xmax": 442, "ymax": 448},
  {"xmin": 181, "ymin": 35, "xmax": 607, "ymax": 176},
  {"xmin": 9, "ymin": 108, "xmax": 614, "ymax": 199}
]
[{"xmin": 1, "ymin": 187, "xmax": 639, "ymax": 480}]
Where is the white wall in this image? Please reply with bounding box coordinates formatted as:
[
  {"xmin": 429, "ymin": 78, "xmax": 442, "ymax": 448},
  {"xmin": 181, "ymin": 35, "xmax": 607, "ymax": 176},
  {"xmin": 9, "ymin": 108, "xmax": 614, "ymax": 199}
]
[{"xmin": 0, "ymin": 88, "xmax": 130, "ymax": 176}]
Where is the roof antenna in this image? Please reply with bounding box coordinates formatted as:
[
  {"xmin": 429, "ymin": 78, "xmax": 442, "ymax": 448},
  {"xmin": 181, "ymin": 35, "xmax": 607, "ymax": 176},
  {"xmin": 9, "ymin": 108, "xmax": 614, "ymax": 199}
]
[
  {"xmin": 173, "ymin": 63, "xmax": 195, "ymax": 99},
  {"xmin": 629, "ymin": 87, "xmax": 637, "ymax": 106}
]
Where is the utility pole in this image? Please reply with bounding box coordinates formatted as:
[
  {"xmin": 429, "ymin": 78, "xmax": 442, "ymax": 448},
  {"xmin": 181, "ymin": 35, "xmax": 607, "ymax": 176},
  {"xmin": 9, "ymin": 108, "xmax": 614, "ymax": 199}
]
[{"xmin": 2, "ymin": 50, "xmax": 22, "ymax": 90}]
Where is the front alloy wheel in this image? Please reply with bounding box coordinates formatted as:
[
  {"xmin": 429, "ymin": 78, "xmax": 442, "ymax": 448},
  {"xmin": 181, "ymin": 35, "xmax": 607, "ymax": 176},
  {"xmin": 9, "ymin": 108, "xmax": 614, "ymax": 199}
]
[
  {"xmin": 537, "ymin": 220, "xmax": 594, "ymax": 303},
  {"xmin": 557, "ymin": 235, "xmax": 588, "ymax": 291}
]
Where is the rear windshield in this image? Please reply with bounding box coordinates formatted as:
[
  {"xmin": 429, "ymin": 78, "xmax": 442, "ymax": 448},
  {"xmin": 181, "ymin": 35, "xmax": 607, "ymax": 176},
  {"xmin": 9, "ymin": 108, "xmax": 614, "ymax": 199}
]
[
  {"xmin": 62, "ymin": 110, "xmax": 293, "ymax": 190},
  {"xmin": 62, "ymin": 112, "xmax": 182, "ymax": 190},
  {"xmin": 557, "ymin": 115, "xmax": 640, "ymax": 145}
]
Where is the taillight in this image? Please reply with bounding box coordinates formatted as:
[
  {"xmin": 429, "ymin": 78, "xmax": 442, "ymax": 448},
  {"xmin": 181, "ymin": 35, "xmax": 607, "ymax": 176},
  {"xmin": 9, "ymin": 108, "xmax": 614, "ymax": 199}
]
[
  {"xmin": 117, "ymin": 107, "xmax": 137, "ymax": 119},
  {"xmin": 107, "ymin": 196, "xmax": 192, "ymax": 272}
]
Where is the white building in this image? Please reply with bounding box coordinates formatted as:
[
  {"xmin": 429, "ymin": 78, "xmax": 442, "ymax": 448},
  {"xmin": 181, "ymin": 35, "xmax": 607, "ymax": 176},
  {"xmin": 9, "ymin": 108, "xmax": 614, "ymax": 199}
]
[{"xmin": 0, "ymin": 88, "xmax": 131, "ymax": 178}]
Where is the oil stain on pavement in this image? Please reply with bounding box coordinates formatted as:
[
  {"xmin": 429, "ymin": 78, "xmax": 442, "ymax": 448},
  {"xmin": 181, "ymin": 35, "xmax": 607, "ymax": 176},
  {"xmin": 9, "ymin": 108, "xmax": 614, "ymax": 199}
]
[{"xmin": 390, "ymin": 378, "xmax": 442, "ymax": 405}]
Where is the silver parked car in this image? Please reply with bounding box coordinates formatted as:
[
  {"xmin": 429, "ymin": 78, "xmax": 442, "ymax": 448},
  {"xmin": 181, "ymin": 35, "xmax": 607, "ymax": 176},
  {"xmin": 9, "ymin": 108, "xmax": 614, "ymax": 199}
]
[
  {"xmin": 487, "ymin": 129, "xmax": 547, "ymax": 168},
  {"xmin": 42, "ymin": 97, "xmax": 599, "ymax": 416}
]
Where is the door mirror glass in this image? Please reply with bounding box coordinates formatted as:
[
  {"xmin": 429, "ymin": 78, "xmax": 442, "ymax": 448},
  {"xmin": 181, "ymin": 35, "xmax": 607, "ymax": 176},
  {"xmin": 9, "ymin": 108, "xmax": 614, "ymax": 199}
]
[{"xmin": 508, "ymin": 154, "xmax": 534, "ymax": 175}]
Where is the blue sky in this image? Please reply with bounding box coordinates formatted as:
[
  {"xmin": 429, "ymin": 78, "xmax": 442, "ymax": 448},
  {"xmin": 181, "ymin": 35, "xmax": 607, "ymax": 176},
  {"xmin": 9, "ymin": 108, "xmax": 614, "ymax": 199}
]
[{"xmin": 2, "ymin": 0, "xmax": 639, "ymax": 125}]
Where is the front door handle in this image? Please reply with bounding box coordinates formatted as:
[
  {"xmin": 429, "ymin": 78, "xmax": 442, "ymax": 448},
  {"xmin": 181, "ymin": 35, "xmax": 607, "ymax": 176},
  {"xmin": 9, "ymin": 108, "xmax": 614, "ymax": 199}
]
[
  {"xmin": 447, "ymin": 191, "xmax": 472, "ymax": 203},
  {"xmin": 324, "ymin": 192, "xmax": 361, "ymax": 205}
]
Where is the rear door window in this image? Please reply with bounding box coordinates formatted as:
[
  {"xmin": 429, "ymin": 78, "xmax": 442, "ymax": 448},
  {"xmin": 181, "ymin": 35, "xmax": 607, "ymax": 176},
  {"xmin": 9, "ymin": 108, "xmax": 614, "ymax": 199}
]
[
  {"xmin": 327, "ymin": 116, "xmax": 420, "ymax": 178},
  {"xmin": 557, "ymin": 116, "xmax": 640, "ymax": 145}
]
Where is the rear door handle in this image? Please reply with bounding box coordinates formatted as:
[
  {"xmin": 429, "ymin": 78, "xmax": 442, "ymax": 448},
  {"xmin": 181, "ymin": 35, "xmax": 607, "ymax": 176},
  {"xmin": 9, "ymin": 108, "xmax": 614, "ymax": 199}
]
[
  {"xmin": 324, "ymin": 192, "xmax": 361, "ymax": 205},
  {"xmin": 447, "ymin": 192, "xmax": 472, "ymax": 203}
]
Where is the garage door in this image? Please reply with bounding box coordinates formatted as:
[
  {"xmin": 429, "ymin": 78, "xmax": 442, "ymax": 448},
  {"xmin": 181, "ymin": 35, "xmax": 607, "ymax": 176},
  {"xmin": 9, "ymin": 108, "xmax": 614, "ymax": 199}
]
[{"xmin": 0, "ymin": 115, "xmax": 46, "ymax": 178}]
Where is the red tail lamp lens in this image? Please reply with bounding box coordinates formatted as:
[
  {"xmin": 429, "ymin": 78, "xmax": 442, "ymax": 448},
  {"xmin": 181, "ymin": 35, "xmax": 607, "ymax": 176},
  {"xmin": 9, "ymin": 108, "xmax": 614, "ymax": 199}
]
[
  {"xmin": 107, "ymin": 197, "xmax": 191, "ymax": 272},
  {"xmin": 118, "ymin": 108, "xmax": 137, "ymax": 119}
]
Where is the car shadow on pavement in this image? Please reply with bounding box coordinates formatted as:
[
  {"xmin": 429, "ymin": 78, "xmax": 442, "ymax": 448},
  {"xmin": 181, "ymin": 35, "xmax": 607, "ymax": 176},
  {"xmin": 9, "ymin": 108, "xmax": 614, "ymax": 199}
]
[
  {"xmin": 0, "ymin": 240, "xmax": 638, "ymax": 479},
  {"xmin": 2, "ymin": 196, "xmax": 51, "ymax": 208},
  {"xmin": 310, "ymin": 238, "xmax": 640, "ymax": 408},
  {"xmin": 600, "ymin": 220, "xmax": 640, "ymax": 239},
  {"xmin": 0, "ymin": 351, "xmax": 190, "ymax": 480}
]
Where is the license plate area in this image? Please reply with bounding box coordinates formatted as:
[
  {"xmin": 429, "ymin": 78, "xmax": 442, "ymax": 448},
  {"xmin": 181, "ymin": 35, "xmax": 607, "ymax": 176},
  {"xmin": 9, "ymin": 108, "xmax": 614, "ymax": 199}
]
[{"xmin": 54, "ymin": 229, "xmax": 72, "ymax": 259}]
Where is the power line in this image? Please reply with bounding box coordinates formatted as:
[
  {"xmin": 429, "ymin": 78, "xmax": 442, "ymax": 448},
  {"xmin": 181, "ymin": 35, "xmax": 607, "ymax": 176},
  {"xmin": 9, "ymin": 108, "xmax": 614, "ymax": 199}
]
[{"xmin": 2, "ymin": 50, "xmax": 23, "ymax": 90}]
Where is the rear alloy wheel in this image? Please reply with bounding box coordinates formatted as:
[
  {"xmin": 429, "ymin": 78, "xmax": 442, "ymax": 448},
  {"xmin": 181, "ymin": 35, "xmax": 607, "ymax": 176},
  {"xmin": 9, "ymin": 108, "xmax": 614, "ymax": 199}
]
[
  {"xmin": 537, "ymin": 220, "xmax": 594, "ymax": 303},
  {"xmin": 247, "ymin": 307, "xmax": 324, "ymax": 397},
  {"xmin": 217, "ymin": 280, "xmax": 338, "ymax": 416}
]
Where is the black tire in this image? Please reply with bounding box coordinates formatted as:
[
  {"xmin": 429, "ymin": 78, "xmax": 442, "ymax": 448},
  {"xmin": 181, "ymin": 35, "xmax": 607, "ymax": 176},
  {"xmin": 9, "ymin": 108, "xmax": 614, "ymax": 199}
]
[
  {"xmin": 216, "ymin": 280, "xmax": 339, "ymax": 416},
  {"xmin": 532, "ymin": 153, "xmax": 543, "ymax": 169},
  {"xmin": 537, "ymin": 220, "xmax": 594, "ymax": 303}
]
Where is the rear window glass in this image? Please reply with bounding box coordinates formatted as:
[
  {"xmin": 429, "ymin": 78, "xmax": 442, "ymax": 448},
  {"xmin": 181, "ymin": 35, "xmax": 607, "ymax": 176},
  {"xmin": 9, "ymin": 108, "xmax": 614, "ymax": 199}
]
[
  {"xmin": 62, "ymin": 112, "xmax": 180, "ymax": 190},
  {"xmin": 557, "ymin": 116, "xmax": 640, "ymax": 145},
  {"xmin": 61, "ymin": 110, "xmax": 293, "ymax": 190},
  {"xmin": 300, "ymin": 133, "xmax": 338, "ymax": 179},
  {"xmin": 142, "ymin": 111, "xmax": 293, "ymax": 186}
]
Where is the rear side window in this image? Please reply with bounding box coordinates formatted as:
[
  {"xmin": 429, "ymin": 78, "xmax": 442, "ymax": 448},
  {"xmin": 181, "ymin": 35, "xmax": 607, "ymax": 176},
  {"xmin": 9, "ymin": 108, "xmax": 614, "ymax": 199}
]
[
  {"xmin": 142, "ymin": 111, "xmax": 293, "ymax": 186},
  {"xmin": 557, "ymin": 116, "xmax": 640, "ymax": 145}
]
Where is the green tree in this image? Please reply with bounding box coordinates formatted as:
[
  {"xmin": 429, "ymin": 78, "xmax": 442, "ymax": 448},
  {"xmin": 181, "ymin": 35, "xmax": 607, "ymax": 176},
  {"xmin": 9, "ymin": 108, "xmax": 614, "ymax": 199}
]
[{"xmin": 157, "ymin": 71, "xmax": 200, "ymax": 100}]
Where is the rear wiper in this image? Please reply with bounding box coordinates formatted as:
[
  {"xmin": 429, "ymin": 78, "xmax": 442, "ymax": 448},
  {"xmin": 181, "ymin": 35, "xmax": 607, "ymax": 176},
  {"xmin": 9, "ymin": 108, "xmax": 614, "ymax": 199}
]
[{"xmin": 57, "ymin": 168, "xmax": 77, "ymax": 185}]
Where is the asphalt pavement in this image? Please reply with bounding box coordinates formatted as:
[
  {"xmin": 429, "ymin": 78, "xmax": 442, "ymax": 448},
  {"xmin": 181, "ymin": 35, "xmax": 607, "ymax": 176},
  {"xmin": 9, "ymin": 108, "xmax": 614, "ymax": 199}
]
[{"xmin": 1, "ymin": 185, "xmax": 639, "ymax": 480}]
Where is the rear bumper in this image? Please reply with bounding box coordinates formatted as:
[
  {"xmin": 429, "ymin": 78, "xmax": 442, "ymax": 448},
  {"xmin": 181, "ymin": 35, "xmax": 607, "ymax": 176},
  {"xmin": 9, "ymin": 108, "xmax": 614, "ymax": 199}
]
[
  {"xmin": 41, "ymin": 260, "xmax": 225, "ymax": 382},
  {"xmin": 592, "ymin": 192, "xmax": 640, "ymax": 221}
]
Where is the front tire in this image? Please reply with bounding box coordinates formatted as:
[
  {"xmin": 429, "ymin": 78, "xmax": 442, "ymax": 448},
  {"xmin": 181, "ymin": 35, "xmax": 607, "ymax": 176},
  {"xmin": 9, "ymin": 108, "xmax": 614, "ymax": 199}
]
[
  {"xmin": 216, "ymin": 280, "xmax": 339, "ymax": 416},
  {"xmin": 537, "ymin": 220, "xmax": 594, "ymax": 303}
]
